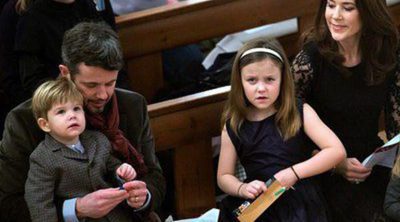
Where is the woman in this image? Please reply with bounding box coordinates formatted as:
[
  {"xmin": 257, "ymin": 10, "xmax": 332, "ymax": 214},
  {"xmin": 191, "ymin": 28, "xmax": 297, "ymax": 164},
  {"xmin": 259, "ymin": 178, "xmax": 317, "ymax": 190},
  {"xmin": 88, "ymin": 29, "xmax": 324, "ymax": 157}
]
[{"xmin": 291, "ymin": 0, "xmax": 400, "ymax": 221}]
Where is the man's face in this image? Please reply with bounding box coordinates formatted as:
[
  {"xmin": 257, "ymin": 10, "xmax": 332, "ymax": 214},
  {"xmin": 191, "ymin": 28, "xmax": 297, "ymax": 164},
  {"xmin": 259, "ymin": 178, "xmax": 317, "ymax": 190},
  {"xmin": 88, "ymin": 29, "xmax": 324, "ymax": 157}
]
[{"xmin": 71, "ymin": 63, "xmax": 118, "ymax": 114}]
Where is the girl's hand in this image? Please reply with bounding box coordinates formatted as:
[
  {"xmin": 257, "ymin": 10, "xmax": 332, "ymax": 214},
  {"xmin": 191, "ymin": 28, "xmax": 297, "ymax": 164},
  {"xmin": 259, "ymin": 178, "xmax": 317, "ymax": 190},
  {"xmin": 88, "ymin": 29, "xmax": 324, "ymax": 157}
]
[
  {"xmin": 274, "ymin": 167, "xmax": 298, "ymax": 188},
  {"xmin": 335, "ymin": 158, "xmax": 371, "ymax": 183},
  {"xmin": 116, "ymin": 163, "xmax": 137, "ymax": 182},
  {"xmin": 238, "ymin": 180, "xmax": 267, "ymax": 199}
]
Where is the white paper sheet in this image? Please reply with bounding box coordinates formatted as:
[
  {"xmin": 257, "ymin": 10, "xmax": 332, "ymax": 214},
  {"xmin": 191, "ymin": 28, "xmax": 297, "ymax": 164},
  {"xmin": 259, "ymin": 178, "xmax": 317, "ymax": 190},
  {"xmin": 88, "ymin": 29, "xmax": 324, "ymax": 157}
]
[
  {"xmin": 362, "ymin": 133, "xmax": 400, "ymax": 168},
  {"xmin": 165, "ymin": 208, "xmax": 220, "ymax": 222},
  {"xmin": 202, "ymin": 18, "xmax": 298, "ymax": 69}
]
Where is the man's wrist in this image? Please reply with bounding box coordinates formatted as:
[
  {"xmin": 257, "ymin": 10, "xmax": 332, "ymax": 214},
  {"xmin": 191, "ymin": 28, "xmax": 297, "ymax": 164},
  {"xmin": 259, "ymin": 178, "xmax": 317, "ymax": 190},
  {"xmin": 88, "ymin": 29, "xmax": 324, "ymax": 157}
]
[
  {"xmin": 133, "ymin": 190, "xmax": 152, "ymax": 212},
  {"xmin": 75, "ymin": 197, "xmax": 84, "ymax": 219},
  {"xmin": 63, "ymin": 198, "xmax": 80, "ymax": 222}
]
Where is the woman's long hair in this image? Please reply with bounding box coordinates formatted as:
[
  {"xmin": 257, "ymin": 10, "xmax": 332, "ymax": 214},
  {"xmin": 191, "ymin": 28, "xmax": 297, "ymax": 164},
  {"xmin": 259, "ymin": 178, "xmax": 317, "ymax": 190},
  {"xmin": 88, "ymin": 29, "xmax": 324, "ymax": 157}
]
[{"xmin": 303, "ymin": 0, "xmax": 398, "ymax": 85}]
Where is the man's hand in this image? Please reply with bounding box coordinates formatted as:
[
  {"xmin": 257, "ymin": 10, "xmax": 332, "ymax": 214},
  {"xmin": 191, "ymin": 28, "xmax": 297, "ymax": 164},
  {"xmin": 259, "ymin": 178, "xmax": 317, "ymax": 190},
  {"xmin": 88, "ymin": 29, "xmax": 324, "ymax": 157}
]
[
  {"xmin": 76, "ymin": 188, "xmax": 129, "ymax": 219},
  {"xmin": 335, "ymin": 158, "xmax": 371, "ymax": 183},
  {"xmin": 124, "ymin": 180, "xmax": 148, "ymax": 209}
]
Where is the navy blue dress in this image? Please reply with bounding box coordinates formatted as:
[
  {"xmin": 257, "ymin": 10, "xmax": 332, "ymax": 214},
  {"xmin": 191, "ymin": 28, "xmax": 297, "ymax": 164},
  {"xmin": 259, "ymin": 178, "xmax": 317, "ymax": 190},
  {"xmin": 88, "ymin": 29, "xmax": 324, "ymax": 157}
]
[{"xmin": 219, "ymin": 104, "xmax": 328, "ymax": 222}]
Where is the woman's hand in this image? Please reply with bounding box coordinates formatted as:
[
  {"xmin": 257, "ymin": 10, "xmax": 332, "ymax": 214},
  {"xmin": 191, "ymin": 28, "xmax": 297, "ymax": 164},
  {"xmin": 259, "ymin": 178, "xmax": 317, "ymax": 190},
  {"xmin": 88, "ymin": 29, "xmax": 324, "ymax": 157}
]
[
  {"xmin": 335, "ymin": 158, "xmax": 371, "ymax": 183},
  {"xmin": 238, "ymin": 180, "xmax": 267, "ymax": 199}
]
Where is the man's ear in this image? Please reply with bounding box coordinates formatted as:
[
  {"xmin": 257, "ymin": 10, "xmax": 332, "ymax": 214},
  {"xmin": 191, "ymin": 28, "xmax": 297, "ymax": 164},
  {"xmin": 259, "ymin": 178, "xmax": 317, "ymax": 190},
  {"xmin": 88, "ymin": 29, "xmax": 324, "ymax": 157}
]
[
  {"xmin": 59, "ymin": 65, "xmax": 71, "ymax": 79},
  {"xmin": 37, "ymin": 118, "xmax": 51, "ymax": 133}
]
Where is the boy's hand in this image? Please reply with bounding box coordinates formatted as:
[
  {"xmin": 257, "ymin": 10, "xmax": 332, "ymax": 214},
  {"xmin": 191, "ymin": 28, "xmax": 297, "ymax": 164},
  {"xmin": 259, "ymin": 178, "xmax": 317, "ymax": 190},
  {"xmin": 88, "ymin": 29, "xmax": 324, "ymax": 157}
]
[{"xmin": 116, "ymin": 163, "xmax": 137, "ymax": 182}]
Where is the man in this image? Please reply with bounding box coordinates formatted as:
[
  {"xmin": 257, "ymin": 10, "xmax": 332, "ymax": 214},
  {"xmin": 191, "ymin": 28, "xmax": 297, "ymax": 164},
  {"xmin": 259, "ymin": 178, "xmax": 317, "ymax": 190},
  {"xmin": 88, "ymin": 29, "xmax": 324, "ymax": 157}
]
[{"xmin": 0, "ymin": 22, "xmax": 165, "ymax": 222}]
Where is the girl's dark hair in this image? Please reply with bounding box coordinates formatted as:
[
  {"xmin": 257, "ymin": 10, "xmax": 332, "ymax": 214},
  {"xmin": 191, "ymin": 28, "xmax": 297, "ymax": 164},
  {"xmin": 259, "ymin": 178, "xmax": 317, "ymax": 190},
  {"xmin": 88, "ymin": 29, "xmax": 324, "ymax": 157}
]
[{"xmin": 304, "ymin": 0, "xmax": 398, "ymax": 85}]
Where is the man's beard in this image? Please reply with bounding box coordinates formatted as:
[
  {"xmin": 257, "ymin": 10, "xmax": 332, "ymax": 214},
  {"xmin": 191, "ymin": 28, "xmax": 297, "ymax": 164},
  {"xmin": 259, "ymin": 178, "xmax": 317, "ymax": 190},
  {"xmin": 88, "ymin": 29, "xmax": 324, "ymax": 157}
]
[
  {"xmin": 90, "ymin": 106, "xmax": 105, "ymax": 113},
  {"xmin": 86, "ymin": 101, "xmax": 107, "ymax": 114}
]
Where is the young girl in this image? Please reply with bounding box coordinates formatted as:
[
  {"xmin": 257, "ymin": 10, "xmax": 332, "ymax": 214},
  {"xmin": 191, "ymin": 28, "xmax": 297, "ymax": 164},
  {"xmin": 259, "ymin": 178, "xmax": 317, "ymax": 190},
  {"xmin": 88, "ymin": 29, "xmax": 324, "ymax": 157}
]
[{"xmin": 217, "ymin": 38, "xmax": 346, "ymax": 221}]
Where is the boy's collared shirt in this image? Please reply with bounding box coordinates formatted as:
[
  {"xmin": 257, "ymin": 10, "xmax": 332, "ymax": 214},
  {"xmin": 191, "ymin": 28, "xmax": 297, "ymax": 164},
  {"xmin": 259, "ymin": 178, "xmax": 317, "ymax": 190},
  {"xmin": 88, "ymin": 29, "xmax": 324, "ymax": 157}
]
[{"xmin": 66, "ymin": 140, "xmax": 85, "ymax": 154}]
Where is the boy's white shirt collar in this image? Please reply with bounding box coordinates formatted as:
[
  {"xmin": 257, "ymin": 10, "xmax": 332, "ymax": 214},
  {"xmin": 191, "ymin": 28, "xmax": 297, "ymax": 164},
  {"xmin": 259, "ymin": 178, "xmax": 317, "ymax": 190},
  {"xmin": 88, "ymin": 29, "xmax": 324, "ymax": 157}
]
[{"xmin": 66, "ymin": 140, "xmax": 84, "ymax": 154}]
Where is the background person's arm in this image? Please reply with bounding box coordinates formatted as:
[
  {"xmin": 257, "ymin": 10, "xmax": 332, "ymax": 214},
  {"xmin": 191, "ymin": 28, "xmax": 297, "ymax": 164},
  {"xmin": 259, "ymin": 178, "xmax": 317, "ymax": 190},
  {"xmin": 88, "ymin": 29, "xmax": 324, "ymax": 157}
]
[
  {"xmin": 384, "ymin": 175, "xmax": 400, "ymax": 221},
  {"xmin": 0, "ymin": 102, "xmax": 43, "ymax": 221},
  {"xmin": 385, "ymin": 53, "xmax": 400, "ymax": 140}
]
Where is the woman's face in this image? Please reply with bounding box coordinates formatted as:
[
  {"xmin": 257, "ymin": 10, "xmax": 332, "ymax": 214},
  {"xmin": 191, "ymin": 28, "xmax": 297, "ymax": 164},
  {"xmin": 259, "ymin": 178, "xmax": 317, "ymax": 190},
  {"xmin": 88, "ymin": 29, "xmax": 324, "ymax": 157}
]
[{"xmin": 325, "ymin": 0, "xmax": 362, "ymax": 44}]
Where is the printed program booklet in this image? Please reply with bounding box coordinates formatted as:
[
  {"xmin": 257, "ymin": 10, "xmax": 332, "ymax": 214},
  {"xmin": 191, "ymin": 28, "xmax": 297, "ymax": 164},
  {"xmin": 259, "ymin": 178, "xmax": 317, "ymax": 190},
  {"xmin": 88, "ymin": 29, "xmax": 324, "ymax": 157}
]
[
  {"xmin": 234, "ymin": 178, "xmax": 286, "ymax": 222},
  {"xmin": 362, "ymin": 133, "xmax": 400, "ymax": 168}
]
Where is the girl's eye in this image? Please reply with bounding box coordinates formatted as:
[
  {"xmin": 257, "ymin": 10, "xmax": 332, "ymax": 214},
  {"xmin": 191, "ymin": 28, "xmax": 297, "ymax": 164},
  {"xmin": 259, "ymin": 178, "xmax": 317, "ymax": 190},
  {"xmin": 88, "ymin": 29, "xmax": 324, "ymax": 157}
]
[
  {"xmin": 266, "ymin": 77, "xmax": 275, "ymax": 82},
  {"xmin": 56, "ymin": 109, "xmax": 65, "ymax": 115},
  {"xmin": 247, "ymin": 78, "xmax": 256, "ymax": 84},
  {"xmin": 327, "ymin": 2, "xmax": 335, "ymax": 8}
]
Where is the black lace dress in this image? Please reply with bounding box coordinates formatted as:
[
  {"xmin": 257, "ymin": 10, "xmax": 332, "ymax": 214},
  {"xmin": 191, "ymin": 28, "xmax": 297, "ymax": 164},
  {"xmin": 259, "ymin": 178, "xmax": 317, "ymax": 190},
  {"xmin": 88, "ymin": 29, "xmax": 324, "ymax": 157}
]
[
  {"xmin": 291, "ymin": 43, "xmax": 400, "ymax": 222},
  {"xmin": 219, "ymin": 103, "xmax": 329, "ymax": 222}
]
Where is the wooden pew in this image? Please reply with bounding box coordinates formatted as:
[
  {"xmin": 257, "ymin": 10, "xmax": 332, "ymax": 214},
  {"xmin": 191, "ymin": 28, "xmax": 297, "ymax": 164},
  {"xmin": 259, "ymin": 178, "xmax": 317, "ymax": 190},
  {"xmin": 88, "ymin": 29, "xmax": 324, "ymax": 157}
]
[
  {"xmin": 148, "ymin": 86, "xmax": 230, "ymax": 218},
  {"xmin": 116, "ymin": 0, "xmax": 318, "ymax": 102}
]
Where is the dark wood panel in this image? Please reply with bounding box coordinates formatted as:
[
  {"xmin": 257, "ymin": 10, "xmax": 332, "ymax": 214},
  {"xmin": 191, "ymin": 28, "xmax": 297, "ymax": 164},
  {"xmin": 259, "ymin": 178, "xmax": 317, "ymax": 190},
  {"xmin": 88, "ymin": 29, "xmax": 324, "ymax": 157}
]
[
  {"xmin": 149, "ymin": 86, "xmax": 228, "ymax": 218},
  {"xmin": 117, "ymin": 0, "xmax": 318, "ymax": 58}
]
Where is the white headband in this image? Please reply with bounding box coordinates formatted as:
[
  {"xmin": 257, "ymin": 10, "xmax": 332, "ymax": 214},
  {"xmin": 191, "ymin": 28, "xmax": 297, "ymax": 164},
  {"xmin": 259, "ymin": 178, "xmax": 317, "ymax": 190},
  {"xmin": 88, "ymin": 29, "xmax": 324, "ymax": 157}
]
[{"xmin": 240, "ymin": 48, "xmax": 283, "ymax": 62}]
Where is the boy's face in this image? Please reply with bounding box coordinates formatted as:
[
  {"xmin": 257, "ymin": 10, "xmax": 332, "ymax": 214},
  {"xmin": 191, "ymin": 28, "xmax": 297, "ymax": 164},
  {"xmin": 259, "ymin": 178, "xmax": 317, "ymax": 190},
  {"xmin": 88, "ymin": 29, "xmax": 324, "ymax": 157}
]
[{"xmin": 38, "ymin": 100, "xmax": 86, "ymax": 145}]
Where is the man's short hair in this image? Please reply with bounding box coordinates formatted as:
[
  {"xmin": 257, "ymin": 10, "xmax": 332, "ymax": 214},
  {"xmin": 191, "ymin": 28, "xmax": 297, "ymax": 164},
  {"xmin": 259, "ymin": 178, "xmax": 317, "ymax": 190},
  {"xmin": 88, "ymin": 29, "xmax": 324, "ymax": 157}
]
[
  {"xmin": 32, "ymin": 77, "xmax": 84, "ymax": 120},
  {"xmin": 61, "ymin": 21, "xmax": 124, "ymax": 76}
]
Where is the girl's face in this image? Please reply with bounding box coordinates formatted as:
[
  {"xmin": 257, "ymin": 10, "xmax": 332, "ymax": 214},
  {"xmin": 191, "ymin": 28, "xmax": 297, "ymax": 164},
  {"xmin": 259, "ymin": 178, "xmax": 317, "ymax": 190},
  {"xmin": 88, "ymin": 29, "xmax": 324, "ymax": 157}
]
[
  {"xmin": 325, "ymin": 0, "xmax": 362, "ymax": 44},
  {"xmin": 241, "ymin": 58, "xmax": 281, "ymax": 116}
]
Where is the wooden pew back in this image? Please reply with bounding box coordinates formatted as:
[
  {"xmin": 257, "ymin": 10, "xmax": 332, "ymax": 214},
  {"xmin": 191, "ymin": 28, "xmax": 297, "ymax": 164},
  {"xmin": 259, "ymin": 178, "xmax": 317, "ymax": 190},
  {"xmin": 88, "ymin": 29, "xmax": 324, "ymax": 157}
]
[
  {"xmin": 148, "ymin": 86, "xmax": 229, "ymax": 218},
  {"xmin": 116, "ymin": 0, "xmax": 318, "ymax": 101}
]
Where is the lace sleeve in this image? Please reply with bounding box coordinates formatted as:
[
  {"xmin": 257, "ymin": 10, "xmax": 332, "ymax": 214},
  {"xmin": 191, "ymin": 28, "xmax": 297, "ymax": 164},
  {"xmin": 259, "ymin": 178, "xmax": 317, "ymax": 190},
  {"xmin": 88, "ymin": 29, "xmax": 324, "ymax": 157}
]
[
  {"xmin": 385, "ymin": 61, "xmax": 400, "ymax": 139},
  {"xmin": 291, "ymin": 49, "xmax": 315, "ymax": 102}
]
